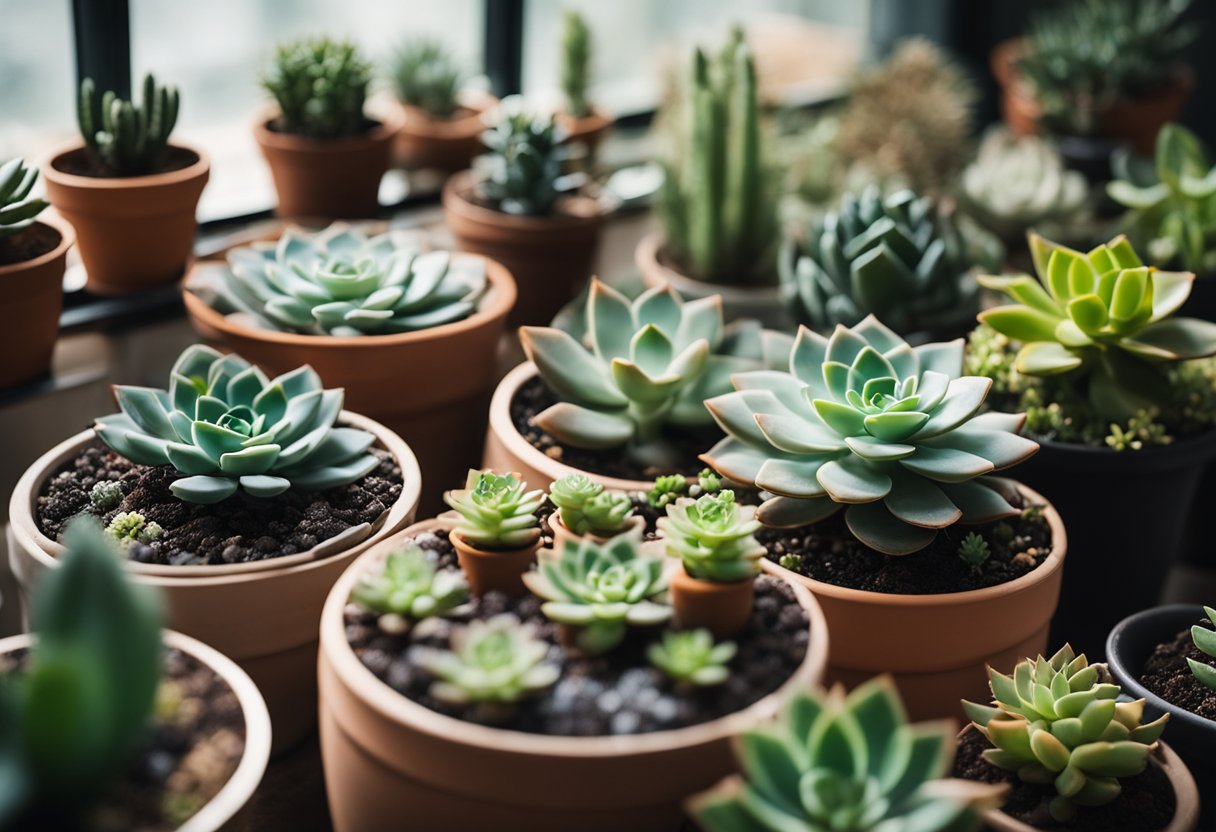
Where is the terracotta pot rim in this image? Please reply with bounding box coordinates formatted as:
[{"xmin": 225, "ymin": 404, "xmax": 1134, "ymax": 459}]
[
  {"xmin": 320, "ymin": 517, "xmax": 830, "ymax": 758},
  {"xmin": 398, "ymin": 91, "xmax": 497, "ymax": 140},
  {"xmin": 42, "ymin": 141, "xmax": 211, "ymax": 190},
  {"xmin": 635, "ymin": 231, "xmax": 779, "ymax": 302},
  {"xmin": 182, "ymin": 253, "xmax": 516, "ymax": 351},
  {"xmin": 0, "ymin": 215, "xmax": 75, "ymax": 275},
  {"xmin": 441, "ymin": 169, "xmax": 606, "ymax": 231},
  {"xmin": 252, "ymin": 107, "xmax": 404, "ymax": 151},
  {"xmin": 0, "ymin": 628, "xmax": 271, "ymax": 832}
]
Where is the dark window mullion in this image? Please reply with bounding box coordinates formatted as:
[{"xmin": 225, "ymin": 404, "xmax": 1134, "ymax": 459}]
[
  {"xmin": 483, "ymin": 0, "xmax": 524, "ymax": 98},
  {"xmin": 72, "ymin": 0, "xmax": 132, "ymax": 98}
]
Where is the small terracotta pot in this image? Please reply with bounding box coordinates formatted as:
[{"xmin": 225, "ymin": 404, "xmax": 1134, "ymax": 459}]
[
  {"xmin": 0, "ymin": 216, "xmax": 72, "ymax": 389},
  {"xmin": 395, "ymin": 91, "xmax": 496, "ymax": 172},
  {"xmin": 442, "ymin": 169, "xmax": 604, "ymax": 327},
  {"xmin": 42, "ymin": 143, "xmax": 208, "ymax": 295},
  {"xmin": 254, "ymin": 110, "xmax": 402, "ymax": 220},
  {"xmin": 6, "ymin": 411, "xmax": 421, "ymax": 756},
  {"xmin": 0, "ymin": 628, "xmax": 271, "ymax": 832},
  {"xmin": 549, "ymin": 512, "xmax": 646, "ymax": 553},
  {"xmin": 449, "ymin": 529, "xmax": 541, "ymax": 597},
  {"xmin": 668, "ymin": 564, "xmax": 753, "ymax": 639},
  {"xmin": 557, "ymin": 108, "xmax": 613, "ymax": 154},
  {"xmin": 318, "ymin": 518, "xmax": 829, "ymax": 832}
]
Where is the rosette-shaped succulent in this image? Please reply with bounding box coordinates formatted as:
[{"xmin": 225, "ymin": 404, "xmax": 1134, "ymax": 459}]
[
  {"xmin": 648, "ymin": 629, "xmax": 736, "ymax": 687},
  {"xmin": 779, "ymin": 187, "xmax": 979, "ymax": 339},
  {"xmin": 94, "ymin": 345, "xmax": 378, "ymax": 504},
  {"xmin": 352, "ymin": 545, "xmax": 469, "ymax": 620},
  {"xmin": 702, "ymin": 316, "xmax": 1038, "ymax": 554},
  {"xmin": 963, "ymin": 645, "xmax": 1169, "ymax": 823},
  {"xmin": 0, "ymin": 157, "xmax": 49, "ymax": 238},
  {"xmin": 979, "ymin": 233, "xmax": 1216, "ymax": 421},
  {"xmin": 1188, "ymin": 606, "xmax": 1216, "ymax": 690},
  {"xmin": 413, "ymin": 614, "xmax": 559, "ymax": 705},
  {"xmin": 214, "ymin": 224, "xmax": 487, "ymax": 336},
  {"xmin": 548, "ymin": 474, "xmax": 634, "ymax": 537},
  {"xmin": 657, "ymin": 490, "xmax": 764, "ymax": 581},
  {"xmin": 444, "ymin": 469, "xmax": 544, "ymax": 550}
]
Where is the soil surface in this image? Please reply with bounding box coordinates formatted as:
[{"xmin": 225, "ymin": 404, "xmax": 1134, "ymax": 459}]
[
  {"xmin": 35, "ymin": 441, "xmax": 402, "ymax": 565},
  {"xmin": 953, "ymin": 729, "xmax": 1176, "ymax": 831},
  {"xmin": 0, "ymin": 223, "xmax": 61, "ymax": 266},
  {"xmin": 55, "ymin": 145, "xmax": 199, "ymax": 178},
  {"xmin": 346, "ymin": 527, "xmax": 809, "ymax": 736},
  {"xmin": 2, "ymin": 647, "xmax": 245, "ymax": 832},
  {"xmin": 1140, "ymin": 619, "xmax": 1216, "ymax": 720}
]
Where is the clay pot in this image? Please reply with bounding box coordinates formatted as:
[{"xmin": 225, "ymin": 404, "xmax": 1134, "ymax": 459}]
[
  {"xmin": 549, "ymin": 512, "xmax": 646, "ymax": 553},
  {"xmin": 183, "ymin": 254, "xmax": 514, "ymax": 517},
  {"xmin": 317, "ymin": 518, "xmax": 829, "ymax": 832},
  {"xmin": 769, "ymin": 483, "xmax": 1065, "ymax": 723},
  {"xmin": 442, "ymin": 169, "xmax": 604, "ymax": 327},
  {"xmin": 0, "ymin": 628, "xmax": 271, "ymax": 832},
  {"xmin": 395, "ymin": 91, "xmax": 496, "ymax": 172},
  {"xmin": 0, "ymin": 216, "xmax": 73, "ymax": 389},
  {"xmin": 668, "ymin": 565, "xmax": 753, "ymax": 639},
  {"xmin": 449, "ymin": 530, "xmax": 541, "ymax": 597},
  {"xmin": 6, "ymin": 411, "xmax": 421, "ymax": 755},
  {"xmin": 254, "ymin": 111, "xmax": 402, "ymax": 220},
  {"xmin": 42, "ymin": 143, "xmax": 208, "ymax": 294},
  {"xmin": 557, "ymin": 108, "xmax": 613, "ymax": 155}
]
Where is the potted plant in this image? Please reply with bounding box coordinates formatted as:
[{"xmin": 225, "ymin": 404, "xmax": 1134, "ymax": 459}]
[
  {"xmin": 547, "ymin": 472, "xmax": 642, "ymax": 549},
  {"xmin": 42, "ymin": 74, "xmax": 208, "ymax": 294},
  {"xmin": 6, "ymin": 344, "xmax": 421, "ymax": 754},
  {"xmin": 974, "ymin": 233, "xmax": 1216, "ymax": 655},
  {"xmin": 698, "ymin": 314, "xmax": 1065, "ymax": 720},
  {"xmin": 181, "ymin": 222, "xmax": 514, "ymax": 514},
  {"xmin": 0, "ymin": 158, "xmax": 72, "ymax": 389},
  {"xmin": 957, "ymin": 645, "xmax": 1200, "ymax": 831},
  {"xmin": 255, "ymin": 37, "xmax": 402, "ymax": 219},
  {"xmin": 318, "ymin": 514, "xmax": 829, "ymax": 830},
  {"xmin": 554, "ymin": 10, "xmax": 612, "ymax": 156},
  {"xmin": 443, "ymin": 469, "xmax": 545, "ymax": 596},
  {"xmin": 0, "ymin": 518, "xmax": 270, "ymax": 831}
]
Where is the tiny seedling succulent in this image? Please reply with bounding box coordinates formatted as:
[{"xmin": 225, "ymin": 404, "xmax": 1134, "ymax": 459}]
[
  {"xmin": 105, "ymin": 511, "xmax": 163, "ymax": 546},
  {"xmin": 648, "ymin": 628, "xmax": 736, "ymax": 687},
  {"xmin": 560, "ymin": 10, "xmax": 592, "ymax": 119},
  {"xmin": 88, "ymin": 480, "xmax": 124, "ymax": 513},
  {"xmin": 94, "ymin": 344, "xmax": 378, "ymax": 504},
  {"xmin": 957, "ymin": 532, "xmax": 990, "ymax": 574},
  {"xmin": 703, "ymin": 316, "xmax": 1038, "ymax": 554},
  {"xmin": 351, "ymin": 545, "xmax": 468, "ymax": 622},
  {"xmin": 963, "ymin": 645, "xmax": 1168, "ymax": 823},
  {"xmin": 263, "ymin": 37, "xmax": 372, "ymax": 139},
  {"xmin": 0, "ymin": 158, "xmax": 49, "ymax": 238},
  {"xmin": 657, "ymin": 490, "xmax": 764, "ymax": 582},
  {"xmin": 978, "ymin": 233, "xmax": 1216, "ymax": 422},
  {"xmin": 476, "ymin": 101, "xmax": 570, "ymax": 216},
  {"xmin": 413, "ymin": 613, "xmax": 559, "ymax": 706},
  {"xmin": 548, "ymin": 473, "xmax": 634, "ymax": 537},
  {"xmin": 647, "ymin": 473, "xmax": 688, "ymax": 509},
  {"xmin": 1188, "ymin": 606, "xmax": 1216, "ymax": 690},
  {"xmin": 444, "ymin": 469, "xmax": 544, "ymax": 550},
  {"xmin": 391, "ymin": 38, "xmax": 464, "ymax": 118},
  {"xmin": 78, "ymin": 73, "xmax": 180, "ymax": 176}
]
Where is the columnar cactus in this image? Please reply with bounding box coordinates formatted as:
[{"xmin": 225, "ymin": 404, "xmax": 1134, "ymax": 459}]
[
  {"xmin": 1189, "ymin": 606, "xmax": 1216, "ymax": 690},
  {"xmin": 560, "ymin": 10, "xmax": 591, "ymax": 119},
  {"xmin": 391, "ymin": 38, "xmax": 464, "ymax": 118},
  {"xmin": 351, "ymin": 545, "xmax": 469, "ymax": 621},
  {"xmin": 78, "ymin": 74, "xmax": 179, "ymax": 176},
  {"xmin": 444, "ymin": 470, "xmax": 544, "ymax": 550},
  {"xmin": 657, "ymin": 490, "xmax": 764, "ymax": 581},
  {"xmin": 0, "ymin": 158, "xmax": 49, "ymax": 238},
  {"xmin": 262, "ymin": 37, "xmax": 371, "ymax": 139},
  {"xmin": 477, "ymin": 102, "xmax": 569, "ymax": 216},
  {"xmin": 412, "ymin": 614, "xmax": 559, "ymax": 705}
]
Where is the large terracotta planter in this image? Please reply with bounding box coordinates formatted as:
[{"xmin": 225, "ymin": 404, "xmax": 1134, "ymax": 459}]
[
  {"xmin": 395, "ymin": 91, "xmax": 496, "ymax": 172},
  {"xmin": 0, "ymin": 628, "xmax": 271, "ymax": 832},
  {"xmin": 254, "ymin": 111, "xmax": 402, "ymax": 220},
  {"xmin": 42, "ymin": 143, "xmax": 208, "ymax": 294},
  {"xmin": 183, "ymin": 253, "xmax": 515, "ymax": 516},
  {"xmin": 770, "ymin": 484, "xmax": 1065, "ymax": 723},
  {"xmin": 442, "ymin": 169, "xmax": 604, "ymax": 327},
  {"xmin": 318, "ymin": 517, "xmax": 829, "ymax": 832},
  {"xmin": 6, "ymin": 411, "xmax": 421, "ymax": 755},
  {"xmin": 0, "ymin": 216, "xmax": 72, "ymax": 389}
]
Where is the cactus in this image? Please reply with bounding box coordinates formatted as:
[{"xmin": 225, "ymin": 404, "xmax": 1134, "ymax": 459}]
[
  {"xmin": 476, "ymin": 101, "xmax": 570, "ymax": 216},
  {"xmin": 391, "ymin": 38, "xmax": 464, "ymax": 118},
  {"xmin": 77, "ymin": 74, "xmax": 180, "ymax": 176},
  {"xmin": 262, "ymin": 37, "xmax": 371, "ymax": 139},
  {"xmin": 561, "ymin": 10, "xmax": 592, "ymax": 118},
  {"xmin": 0, "ymin": 158, "xmax": 49, "ymax": 238}
]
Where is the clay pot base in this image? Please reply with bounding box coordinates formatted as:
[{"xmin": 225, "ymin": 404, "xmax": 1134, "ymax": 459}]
[
  {"xmin": 450, "ymin": 531, "xmax": 540, "ymax": 597},
  {"xmin": 669, "ymin": 566, "xmax": 753, "ymax": 638},
  {"xmin": 1139, "ymin": 623, "xmax": 1216, "ymax": 721}
]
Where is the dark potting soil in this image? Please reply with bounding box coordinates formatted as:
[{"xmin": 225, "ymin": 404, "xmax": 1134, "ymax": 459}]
[
  {"xmin": 345, "ymin": 528, "xmax": 809, "ymax": 736},
  {"xmin": 1140, "ymin": 619, "xmax": 1216, "ymax": 721},
  {"xmin": 953, "ymin": 728, "xmax": 1176, "ymax": 832},
  {"xmin": 0, "ymin": 223, "xmax": 60, "ymax": 265},
  {"xmin": 1, "ymin": 647, "xmax": 245, "ymax": 832},
  {"xmin": 55, "ymin": 145, "xmax": 199, "ymax": 178},
  {"xmin": 35, "ymin": 441, "xmax": 403, "ymax": 566}
]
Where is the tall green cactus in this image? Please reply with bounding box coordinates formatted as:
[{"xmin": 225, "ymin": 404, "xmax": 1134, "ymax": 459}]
[
  {"xmin": 78, "ymin": 73, "xmax": 180, "ymax": 176},
  {"xmin": 560, "ymin": 10, "xmax": 591, "ymax": 118}
]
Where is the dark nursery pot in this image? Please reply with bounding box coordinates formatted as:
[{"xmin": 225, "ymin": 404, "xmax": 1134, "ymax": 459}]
[{"xmin": 1178, "ymin": 274, "xmax": 1216, "ymax": 570}]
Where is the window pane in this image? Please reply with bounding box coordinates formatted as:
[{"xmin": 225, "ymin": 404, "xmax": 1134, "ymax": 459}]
[{"xmin": 0, "ymin": 0, "xmax": 75, "ymax": 161}]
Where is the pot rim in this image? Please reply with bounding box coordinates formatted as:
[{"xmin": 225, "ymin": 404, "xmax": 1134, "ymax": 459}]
[
  {"xmin": 42, "ymin": 141, "xmax": 211, "ymax": 190},
  {"xmin": 397, "ymin": 90, "xmax": 497, "ymax": 139},
  {"xmin": 319, "ymin": 516, "xmax": 830, "ymax": 759},
  {"xmin": 0, "ymin": 628, "xmax": 271, "ymax": 832},
  {"xmin": 441, "ymin": 169, "xmax": 606, "ymax": 231},
  {"xmin": 635, "ymin": 231, "xmax": 779, "ymax": 302},
  {"xmin": 252, "ymin": 106, "xmax": 404, "ymax": 151},
  {"xmin": 0, "ymin": 214, "xmax": 75, "ymax": 276},
  {"xmin": 1032, "ymin": 426, "xmax": 1216, "ymax": 471}
]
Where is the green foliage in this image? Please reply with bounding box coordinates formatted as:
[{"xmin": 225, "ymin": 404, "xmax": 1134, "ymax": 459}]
[
  {"xmin": 648, "ymin": 474, "xmax": 688, "ymax": 509},
  {"xmin": 413, "ymin": 613, "xmax": 559, "ymax": 705},
  {"xmin": 657, "ymin": 490, "xmax": 764, "ymax": 582},
  {"xmin": 778, "ymin": 553, "xmax": 802, "ymax": 572},
  {"xmin": 560, "ymin": 10, "xmax": 592, "ymax": 118},
  {"xmin": 351, "ymin": 545, "xmax": 468, "ymax": 621},
  {"xmin": 963, "ymin": 645, "xmax": 1169, "ymax": 823},
  {"xmin": 77, "ymin": 74, "xmax": 179, "ymax": 176},
  {"xmin": 698, "ymin": 468, "xmax": 722, "ymax": 493},
  {"xmin": 105, "ymin": 511, "xmax": 162, "ymax": 546},
  {"xmin": 957, "ymin": 532, "xmax": 990, "ymax": 574},
  {"xmin": 391, "ymin": 38, "xmax": 463, "ymax": 118},
  {"xmin": 548, "ymin": 474, "xmax": 634, "ymax": 537},
  {"xmin": 214, "ymin": 223, "xmax": 487, "ymax": 336},
  {"xmin": 94, "ymin": 344, "xmax": 378, "ymax": 504},
  {"xmin": 648, "ymin": 629, "xmax": 735, "ymax": 687},
  {"xmin": 88, "ymin": 480, "xmax": 123, "ymax": 513},
  {"xmin": 444, "ymin": 469, "xmax": 544, "ymax": 550},
  {"xmin": 263, "ymin": 37, "xmax": 371, "ymax": 139},
  {"xmin": 0, "ymin": 158, "xmax": 48, "ymax": 238},
  {"xmin": 703, "ymin": 316, "xmax": 1037, "ymax": 555},
  {"xmin": 1188, "ymin": 606, "xmax": 1216, "ymax": 690},
  {"xmin": 477, "ymin": 103, "xmax": 569, "ymax": 216}
]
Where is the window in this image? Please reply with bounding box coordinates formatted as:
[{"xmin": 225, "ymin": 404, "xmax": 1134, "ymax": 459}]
[{"xmin": 0, "ymin": 0, "xmax": 76, "ymax": 162}]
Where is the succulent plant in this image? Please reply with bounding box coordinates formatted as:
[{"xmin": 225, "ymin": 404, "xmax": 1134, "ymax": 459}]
[
  {"xmin": 978, "ymin": 233, "xmax": 1216, "ymax": 422},
  {"xmin": 88, "ymin": 480, "xmax": 123, "ymax": 513},
  {"xmin": 105, "ymin": 511, "xmax": 163, "ymax": 546},
  {"xmin": 351, "ymin": 545, "xmax": 468, "ymax": 621},
  {"xmin": 263, "ymin": 37, "xmax": 372, "ymax": 139},
  {"xmin": 657, "ymin": 490, "xmax": 764, "ymax": 582},
  {"xmin": 702, "ymin": 316, "xmax": 1038, "ymax": 555},
  {"xmin": 77, "ymin": 73, "xmax": 180, "ymax": 176},
  {"xmin": 0, "ymin": 158, "xmax": 49, "ymax": 238},
  {"xmin": 522, "ymin": 531, "xmax": 670, "ymax": 654},
  {"xmin": 94, "ymin": 344, "xmax": 378, "ymax": 504},
  {"xmin": 963, "ymin": 645, "xmax": 1169, "ymax": 822},
  {"xmin": 444, "ymin": 469, "xmax": 544, "ymax": 550},
  {"xmin": 212, "ymin": 224, "xmax": 487, "ymax": 336},
  {"xmin": 413, "ymin": 614, "xmax": 559, "ymax": 706},
  {"xmin": 476, "ymin": 101, "xmax": 570, "ymax": 216},
  {"xmin": 549, "ymin": 474, "xmax": 634, "ymax": 537},
  {"xmin": 957, "ymin": 532, "xmax": 990, "ymax": 574},
  {"xmin": 690, "ymin": 676, "xmax": 998, "ymax": 832},
  {"xmin": 561, "ymin": 10, "xmax": 592, "ymax": 119},
  {"xmin": 648, "ymin": 628, "xmax": 736, "ymax": 687},
  {"xmin": 647, "ymin": 473, "xmax": 688, "ymax": 509},
  {"xmin": 779, "ymin": 186, "xmax": 979, "ymax": 338},
  {"xmin": 391, "ymin": 38, "xmax": 464, "ymax": 118},
  {"xmin": 1188, "ymin": 606, "xmax": 1216, "ymax": 690}
]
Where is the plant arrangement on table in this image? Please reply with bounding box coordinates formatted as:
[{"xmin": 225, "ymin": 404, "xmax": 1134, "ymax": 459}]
[{"xmin": 553, "ymin": 10, "xmax": 613, "ymax": 158}]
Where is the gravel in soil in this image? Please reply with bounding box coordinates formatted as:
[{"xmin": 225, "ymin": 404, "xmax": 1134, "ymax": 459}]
[
  {"xmin": 35, "ymin": 441, "xmax": 403, "ymax": 565},
  {"xmin": 0, "ymin": 223, "xmax": 61, "ymax": 266},
  {"xmin": 953, "ymin": 728, "xmax": 1176, "ymax": 832},
  {"xmin": 345, "ymin": 528, "xmax": 809, "ymax": 736},
  {"xmin": 1140, "ymin": 618, "xmax": 1216, "ymax": 720},
  {"xmin": 55, "ymin": 146, "xmax": 200, "ymax": 178}
]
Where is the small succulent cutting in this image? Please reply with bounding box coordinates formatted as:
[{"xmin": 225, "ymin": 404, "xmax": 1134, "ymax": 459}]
[
  {"xmin": 648, "ymin": 628, "xmax": 735, "ymax": 687},
  {"xmin": 690, "ymin": 676, "xmax": 998, "ymax": 832},
  {"xmin": 560, "ymin": 10, "xmax": 592, "ymax": 119},
  {"xmin": 522, "ymin": 531, "xmax": 670, "ymax": 654},
  {"xmin": 963, "ymin": 645, "xmax": 1168, "ymax": 822},
  {"xmin": 957, "ymin": 532, "xmax": 990, "ymax": 574},
  {"xmin": 1188, "ymin": 606, "xmax": 1216, "ymax": 690},
  {"xmin": 351, "ymin": 545, "xmax": 468, "ymax": 622},
  {"xmin": 94, "ymin": 344, "xmax": 379, "ymax": 504},
  {"xmin": 444, "ymin": 469, "xmax": 544, "ymax": 550},
  {"xmin": 0, "ymin": 158, "xmax": 49, "ymax": 239},
  {"xmin": 703, "ymin": 316, "xmax": 1038, "ymax": 554},
  {"xmin": 391, "ymin": 38, "xmax": 464, "ymax": 118},
  {"xmin": 978, "ymin": 233, "xmax": 1216, "ymax": 422},
  {"xmin": 548, "ymin": 473, "xmax": 634, "ymax": 537},
  {"xmin": 78, "ymin": 73, "xmax": 180, "ymax": 176},
  {"xmin": 476, "ymin": 101, "xmax": 569, "ymax": 216},
  {"xmin": 263, "ymin": 37, "xmax": 372, "ymax": 139},
  {"xmin": 412, "ymin": 614, "xmax": 559, "ymax": 706},
  {"xmin": 105, "ymin": 511, "xmax": 163, "ymax": 546},
  {"xmin": 657, "ymin": 490, "xmax": 764, "ymax": 582},
  {"xmin": 212, "ymin": 224, "xmax": 487, "ymax": 336}
]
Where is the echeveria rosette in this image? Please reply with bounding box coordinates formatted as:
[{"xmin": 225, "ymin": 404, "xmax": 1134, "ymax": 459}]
[
  {"xmin": 351, "ymin": 545, "xmax": 469, "ymax": 620},
  {"xmin": 702, "ymin": 316, "xmax": 1037, "ymax": 555},
  {"xmin": 978, "ymin": 233, "xmax": 1216, "ymax": 422},
  {"xmin": 95, "ymin": 345, "xmax": 378, "ymax": 504},
  {"xmin": 648, "ymin": 629, "xmax": 736, "ymax": 687},
  {"xmin": 657, "ymin": 490, "xmax": 765, "ymax": 582},
  {"xmin": 443, "ymin": 469, "xmax": 544, "ymax": 550}
]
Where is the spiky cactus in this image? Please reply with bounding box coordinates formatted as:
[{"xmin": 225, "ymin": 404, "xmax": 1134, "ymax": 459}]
[
  {"xmin": 77, "ymin": 74, "xmax": 180, "ymax": 176},
  {"xmin": 560, "ymin": 10, "xmax": 592, "ymax": 118},
  {"xmin": 262, "ymin": 37, "xmax": 371, "ymax": 139}
]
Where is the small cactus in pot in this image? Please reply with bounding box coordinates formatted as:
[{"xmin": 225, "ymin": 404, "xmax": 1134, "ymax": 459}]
[{"xmin": 443, "ymin": 469, "xmax": 545, "ymax": 597}]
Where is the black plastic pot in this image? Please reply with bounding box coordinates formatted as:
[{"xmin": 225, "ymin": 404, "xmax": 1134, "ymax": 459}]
[{"xmin": 1176, "ymin": 274, "xmax": 1216, "ymax": 571}]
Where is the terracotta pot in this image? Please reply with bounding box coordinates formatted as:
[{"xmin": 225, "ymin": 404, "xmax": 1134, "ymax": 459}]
[
  {"xmin": 254, "ymin": 111, "xmax": 402, "ymax": 220},
  {"xmin": 668, "ymin": 565, "xmax": 753, "ymax": 639},
  {"xmin": 0, "ymin": 216, "xmax": 72, "ymax": 389},
  {"xmin": 450, "ymin": 530, "xmax": 541, "ymax": 597},
  {"xmin": 395, "ymin": 91, "xmax": 496, "ymax": 172},
  {"xmin": 0, "ymin": 628, "xmax": 271, "ymax": 832},
  {"xmin": 318, "ymin": 518, "xmax": 829, "ymax": 832},
  {"xmin": 549, "ymin": 512, "xmax": 646, "ymax": 553},
  {"xmin": 6, "ymin": 411, "xmax": 421, "ymax": 755},
  {"xmin": 635, "ymin": 232, "xmax": 791, "ymax": 329},
  {"xmin": 769, "ymin": 483, "xmax": 1065, "ymax": 723},
  {"xmin": 183, "ymin": 253, "xmax": 515, "ymax": 517},
  {"xmin": 557, "ymin": 107, "xmax": 613, "ymax": 154},
  {"xmin": 442, "ymin": 169, "xmax": 604, "ymax": 327},
  {"xmin": 41, "ymin": 143, "xmax": 208, "ymax": 295}
]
